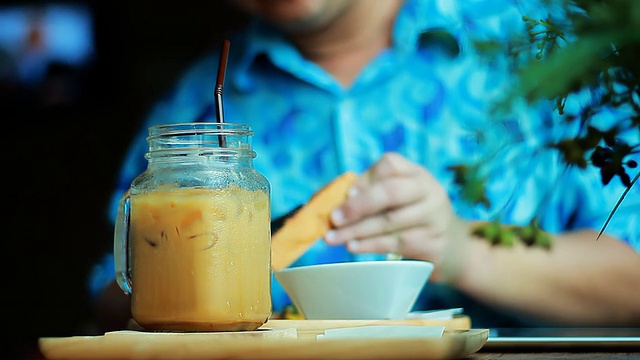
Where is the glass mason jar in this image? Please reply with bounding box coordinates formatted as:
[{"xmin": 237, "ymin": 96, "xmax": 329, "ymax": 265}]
[{"xmin": 114, "ymin": 122, "xmax": 272, "ymax": 331}]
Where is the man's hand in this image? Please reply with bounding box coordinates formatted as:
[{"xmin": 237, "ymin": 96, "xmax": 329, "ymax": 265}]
[{"xmin": 324, "ymin": 152, "xmax": 471, "ymax": 281}]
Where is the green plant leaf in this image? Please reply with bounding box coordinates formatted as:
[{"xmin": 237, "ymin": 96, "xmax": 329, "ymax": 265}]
[{"xmin": 516, "ymin": 31, "xmax": 626, "ymax": 101}]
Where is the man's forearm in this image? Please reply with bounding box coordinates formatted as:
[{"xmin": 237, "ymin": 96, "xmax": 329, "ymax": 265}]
[{"xmin": 455, "ymin": 230, "xmax": 640, "ymax": 326}]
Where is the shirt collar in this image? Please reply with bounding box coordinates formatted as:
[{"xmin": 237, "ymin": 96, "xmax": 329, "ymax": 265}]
[
  {"xmin": 393, "ymin": 0, "xmax": 463, "ymax": 53},
  {"xmin": 229, "ymin": 0, "xmax": 464, "ymax": 92},
  {"xmin": 229, "ymin": 19, "xmax": 307, "ymax": 92}
]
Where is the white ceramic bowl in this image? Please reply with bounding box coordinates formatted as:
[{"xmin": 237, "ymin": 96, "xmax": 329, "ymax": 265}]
[{"xmin": 274, "ymin": 260, "xmax": 434, "ymax": 320}]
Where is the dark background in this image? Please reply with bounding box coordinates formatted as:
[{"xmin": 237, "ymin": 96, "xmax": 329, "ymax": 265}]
[{"xmin": 2, "ymin": 1, "xmax": 247, "ymax": 357}]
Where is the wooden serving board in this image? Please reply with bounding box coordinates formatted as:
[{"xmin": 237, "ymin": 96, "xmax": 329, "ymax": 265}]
[
  {"xmin": 39, "ymin": 328, "xmax": 296, "ymax": 359},
  {"xmin": 39, "ymin": 318, "xmax": 487, "ymax": 360},
  {"xmin": 263, "ymin": 315, "xmax": 472, "ymax": 339}
]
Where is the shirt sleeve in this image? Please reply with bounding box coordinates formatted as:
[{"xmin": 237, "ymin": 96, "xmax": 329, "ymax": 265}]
[{"xmin": 88, "ymin": 253, "xmax": 115, "ymax": 301}]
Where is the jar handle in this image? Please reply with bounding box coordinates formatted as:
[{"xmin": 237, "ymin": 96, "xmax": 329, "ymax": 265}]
[{"xmin": 114, "ymin": 189, "xmax": 132, "ymax": 294}]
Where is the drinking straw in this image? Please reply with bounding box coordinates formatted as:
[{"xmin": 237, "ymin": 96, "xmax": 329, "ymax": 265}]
[{"xmin": 215, "ymin": 39, "xmax": 230, "ymax": 147}]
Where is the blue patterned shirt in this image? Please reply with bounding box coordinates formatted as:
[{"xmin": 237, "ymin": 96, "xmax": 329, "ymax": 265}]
[{"xmin": 90, "ymin": 0, "xmax": 640, "ymax": 314}]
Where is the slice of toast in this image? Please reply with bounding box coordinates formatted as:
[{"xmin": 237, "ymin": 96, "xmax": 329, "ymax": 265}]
[{"xmin": 271, "ymin": 171, "xmax": 358, "ymax": 271}]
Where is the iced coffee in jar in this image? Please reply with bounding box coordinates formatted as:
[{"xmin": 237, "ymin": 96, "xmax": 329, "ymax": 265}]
[{"xmin": 114, "ymin": 122, "xmax": 272, "ymax": 331}]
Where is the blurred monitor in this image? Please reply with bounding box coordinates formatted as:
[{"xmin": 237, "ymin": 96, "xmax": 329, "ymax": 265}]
[{"xmin": 0, "ymin": 2, "xmax": 95, "ymax": 107}]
